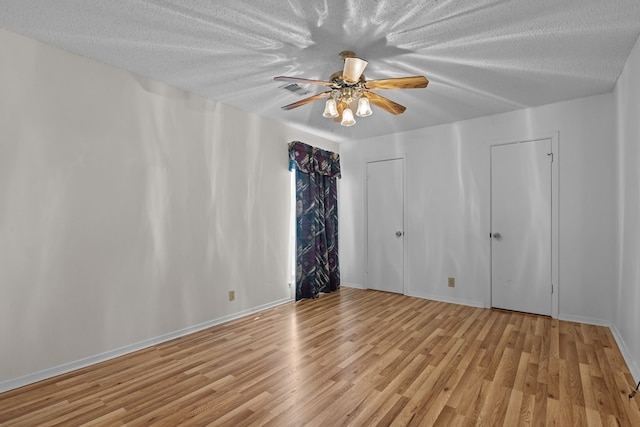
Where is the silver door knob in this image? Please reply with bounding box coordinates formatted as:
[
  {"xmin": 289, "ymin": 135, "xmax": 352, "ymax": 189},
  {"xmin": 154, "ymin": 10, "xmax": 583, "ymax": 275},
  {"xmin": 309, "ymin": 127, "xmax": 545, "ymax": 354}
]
[
  {"xmin": 492, "ymin": 232, "xmax": 502, "ymax": 240},
  {"xmin": 396, "ymin": 231, "xmax": 403, "ymax": 237}
]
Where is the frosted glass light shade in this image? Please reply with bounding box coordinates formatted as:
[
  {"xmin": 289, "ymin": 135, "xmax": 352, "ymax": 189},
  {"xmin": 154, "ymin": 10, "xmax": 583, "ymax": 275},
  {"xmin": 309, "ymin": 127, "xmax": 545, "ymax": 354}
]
[
  {"xmin": 356, "ymin": 97, "xmax": 372, "ymax": 117},
  {"xmin": 322, "ymin": 98, "xmax": 339, "ymax": 118},
  {"xmin": 340, "ymin": 108, "xmax": 356, "ymax": 126}
]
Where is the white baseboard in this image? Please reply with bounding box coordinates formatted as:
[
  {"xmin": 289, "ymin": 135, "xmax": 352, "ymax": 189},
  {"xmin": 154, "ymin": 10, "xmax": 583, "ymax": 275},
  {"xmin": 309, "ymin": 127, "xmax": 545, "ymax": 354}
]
[
  {"xmin": 0, "ymin": 297, "xmax": 292, "ymax": 394},
  {"xmin": 610, "ymin": 325, "xmax": 640, "ymax": 383},
  {"xmin": 340, "ymin": 282, "xmax": 364, "ymax": 289},
  {"xmin": 558, "ymin": 313, "xmax": 610, "ymax": 327}
]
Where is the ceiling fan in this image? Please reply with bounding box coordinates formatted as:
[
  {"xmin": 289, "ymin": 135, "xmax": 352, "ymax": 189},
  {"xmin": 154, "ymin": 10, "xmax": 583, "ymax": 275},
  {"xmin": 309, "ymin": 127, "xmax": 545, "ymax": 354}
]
[{"xmin": 274, "ymin": 51, "xmax": 429, "ymax": 126}]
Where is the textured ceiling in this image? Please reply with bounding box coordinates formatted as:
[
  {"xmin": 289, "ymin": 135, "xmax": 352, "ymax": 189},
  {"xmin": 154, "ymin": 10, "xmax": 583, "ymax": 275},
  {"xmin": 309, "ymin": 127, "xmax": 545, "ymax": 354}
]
[{"xmin": 1, "ymin": 0, "xmax": 639, "ymax": 142}]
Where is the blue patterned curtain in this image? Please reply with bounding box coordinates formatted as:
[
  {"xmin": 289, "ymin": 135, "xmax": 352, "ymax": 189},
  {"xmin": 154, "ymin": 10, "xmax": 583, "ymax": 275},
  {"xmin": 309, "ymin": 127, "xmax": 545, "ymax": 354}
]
[{"xmin": 288, "ymin": 141, "xmax": 340, "ymax": 300}]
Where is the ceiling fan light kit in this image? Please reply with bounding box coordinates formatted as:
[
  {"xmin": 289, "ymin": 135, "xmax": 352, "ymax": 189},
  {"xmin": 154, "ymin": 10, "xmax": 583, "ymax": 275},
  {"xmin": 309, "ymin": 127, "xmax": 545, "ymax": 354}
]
[
  {"xmin": 324, "ymin": 85, "xmax": 371, "ymax": 126},
  {"xmin": 274, "ymin": 51, "xmax": 429, "ymax": 127}
]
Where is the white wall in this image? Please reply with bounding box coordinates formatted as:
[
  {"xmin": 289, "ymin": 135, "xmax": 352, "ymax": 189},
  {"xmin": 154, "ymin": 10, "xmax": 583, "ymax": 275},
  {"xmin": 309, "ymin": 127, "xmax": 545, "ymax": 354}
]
[
  {"xmin": 614, "ymin": 33, "xmax": 640, "ymax": 381},
  {"xmin": 340, "ymin": 92, "xmax": 616, "ymax": 324},
  {"xmin": 0, "ymin": 28, "xmax": 336, "ymax": 391}
]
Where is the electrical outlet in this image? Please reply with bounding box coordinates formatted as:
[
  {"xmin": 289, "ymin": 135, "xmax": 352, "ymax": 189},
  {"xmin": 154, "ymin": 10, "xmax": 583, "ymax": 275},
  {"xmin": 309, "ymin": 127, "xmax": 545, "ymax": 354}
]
[
  {"xmin": 228, "ymin": 290, "xmax": 235, "ymax": 301},
  {"xmin": 448, "ymin": 277, "xmax": 455, "ymax": 287}
]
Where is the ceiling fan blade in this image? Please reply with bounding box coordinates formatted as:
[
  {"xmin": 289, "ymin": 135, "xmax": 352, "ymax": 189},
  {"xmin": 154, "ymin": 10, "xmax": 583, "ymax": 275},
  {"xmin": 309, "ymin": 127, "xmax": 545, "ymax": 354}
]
[
  {"xmin": 365, "ymin": 92, "xmax": 406, "ymax": 115},
  {"xmin": 280, "ymin": 91, "xmax": 331, "ymax": 110},
  {"xmin": 365, "ymin": 76, "xmax": 429, "ymax": 90},
  {"xmin": 343, "ymin": 57, "xmax": 368, "ymax": 84},
  {"xmin": 274, "ymin": 76, "xmax": 333, "ymax": 87}
]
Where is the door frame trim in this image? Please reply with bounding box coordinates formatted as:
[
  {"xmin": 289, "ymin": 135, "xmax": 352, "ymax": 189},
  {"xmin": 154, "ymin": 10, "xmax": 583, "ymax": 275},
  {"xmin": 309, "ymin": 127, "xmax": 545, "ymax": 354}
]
[
  {"xmin": 364, "ymin": 155, "xmax": 407, "ymax": 294},
  {"xmin": 488, "ymin": 133, "xmax": 559, "ymax": 318}
]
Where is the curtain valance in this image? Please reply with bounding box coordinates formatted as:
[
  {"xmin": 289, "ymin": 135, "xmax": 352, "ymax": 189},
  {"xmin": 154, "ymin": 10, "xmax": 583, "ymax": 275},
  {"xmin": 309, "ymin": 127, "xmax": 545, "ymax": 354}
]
[{"xmin": 288, "ymin": 141, "xmax": 341, "ymax": 178}]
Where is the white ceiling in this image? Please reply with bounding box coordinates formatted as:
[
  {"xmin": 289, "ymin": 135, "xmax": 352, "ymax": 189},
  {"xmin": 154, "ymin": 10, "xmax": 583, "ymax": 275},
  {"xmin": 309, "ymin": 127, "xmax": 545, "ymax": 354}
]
[{"xmin": 1, "ymin": 0, "xmax": 639, "ymax": 142}]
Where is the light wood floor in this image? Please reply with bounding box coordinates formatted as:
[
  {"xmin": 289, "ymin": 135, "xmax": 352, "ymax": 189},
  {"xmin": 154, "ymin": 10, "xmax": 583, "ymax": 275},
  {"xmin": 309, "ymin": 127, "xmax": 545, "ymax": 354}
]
[{"xmin": 1, "ymin": 287, "xmax": 639, "ymax": 426}]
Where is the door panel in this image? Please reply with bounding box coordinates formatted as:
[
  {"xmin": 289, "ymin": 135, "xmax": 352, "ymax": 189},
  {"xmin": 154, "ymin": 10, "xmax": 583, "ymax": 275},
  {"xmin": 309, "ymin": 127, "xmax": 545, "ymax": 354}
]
[
  {"xmin": 367, "ymin": 159, "xmax": 404, "ymax": 294},
  {"xmin": 491, "ymin": 140, "xmax": 552, "ymax": 315}
]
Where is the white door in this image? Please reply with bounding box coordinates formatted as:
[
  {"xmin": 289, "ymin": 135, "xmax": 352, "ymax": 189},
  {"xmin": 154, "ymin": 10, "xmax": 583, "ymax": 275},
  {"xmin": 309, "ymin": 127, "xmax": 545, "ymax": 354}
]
[
  {"xmin": 491, "ymin": 139, "xmax": 552, "ymax": 316},
  {"xmin": 367, "ymin": 158, "xmax": 404, "ymax": 294}
]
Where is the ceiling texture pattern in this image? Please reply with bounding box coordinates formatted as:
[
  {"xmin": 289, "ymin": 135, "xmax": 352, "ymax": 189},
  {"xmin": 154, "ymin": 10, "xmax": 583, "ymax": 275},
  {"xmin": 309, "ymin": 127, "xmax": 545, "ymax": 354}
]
[{"xmin": 1, "ymin": 0, "xmax": 639, "ymax": 142}]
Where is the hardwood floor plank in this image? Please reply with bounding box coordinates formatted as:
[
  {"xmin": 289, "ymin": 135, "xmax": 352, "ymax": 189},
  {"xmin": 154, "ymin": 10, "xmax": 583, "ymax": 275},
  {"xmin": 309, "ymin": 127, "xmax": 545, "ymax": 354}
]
[
  {"xmin": 339, "ymin": 389, "xmax": 388, "ymax": 426},
  {"xmin": 546, "ymin": 396, "xmax": 561, "ymax": 426},
  {"xmin": 584, "ymin": 407, "xmax": 604, "ymax": 427},
  {"xmin": 1, "ymin": 288, "xmax": 638, "ymax": 426},
  {"xmin": 547, "ymin": 320, "xmax": 561, "ymax": 401},
  {"xmin": 431, "ymin": 404, "xmax": 456, "ymax": 426},
  {"xmin": 503, "ymin": 388, "xmax": 524, "ymax": 426},
  {"xmin": 357, "ymin": 392, "xmax": 405, "ymax": 427},
  {"xmin": 517, "ymin": 392, "xmax": 536, "ymax": 426}
]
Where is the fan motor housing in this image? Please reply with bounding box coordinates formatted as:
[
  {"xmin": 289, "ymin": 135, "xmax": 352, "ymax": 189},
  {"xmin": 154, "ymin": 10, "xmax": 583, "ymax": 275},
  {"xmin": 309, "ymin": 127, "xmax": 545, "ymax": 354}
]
[{"xmin": 329, "ymin": 71, "xmax": 365, "ymax": 86}]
